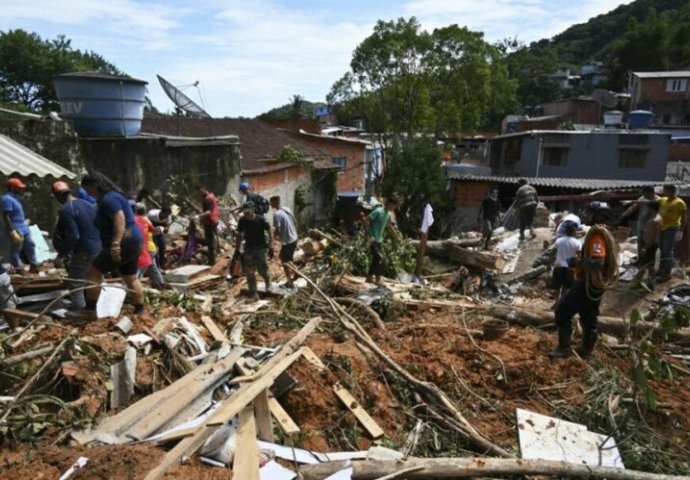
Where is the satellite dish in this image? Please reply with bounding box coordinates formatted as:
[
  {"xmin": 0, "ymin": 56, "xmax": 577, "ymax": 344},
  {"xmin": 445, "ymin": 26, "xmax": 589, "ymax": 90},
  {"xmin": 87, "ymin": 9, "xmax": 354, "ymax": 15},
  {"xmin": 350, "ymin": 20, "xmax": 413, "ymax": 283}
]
[
  {"xmin": 592, "ymin": 89, "xmax": 618, "ymax": 108},
  {"xmin": 157, "ymin": 74, "xmax": 211, "ymax": 118}
]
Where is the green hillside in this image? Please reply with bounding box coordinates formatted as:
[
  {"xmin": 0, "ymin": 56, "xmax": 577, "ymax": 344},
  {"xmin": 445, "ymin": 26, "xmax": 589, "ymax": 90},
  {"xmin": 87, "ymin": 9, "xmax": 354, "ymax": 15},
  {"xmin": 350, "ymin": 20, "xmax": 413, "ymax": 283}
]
[{"xmin": 257, "ymin": 95, "xmax": 325, "ymax": 121}]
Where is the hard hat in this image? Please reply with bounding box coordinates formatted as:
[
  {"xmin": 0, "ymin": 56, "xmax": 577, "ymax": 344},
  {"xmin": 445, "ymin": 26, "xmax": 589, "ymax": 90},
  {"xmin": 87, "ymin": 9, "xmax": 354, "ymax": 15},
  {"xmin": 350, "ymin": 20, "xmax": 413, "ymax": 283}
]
[
  {"xmin": 239, "ymin": 182, "xmax": 250, "ymax": 192},
  {"xmin": 52, "ymin": 181, "xmax": 70, "ymax": 194},
  {"xmin": 7, "ymin": 178, "xmax": 26, "ymax": 189}
]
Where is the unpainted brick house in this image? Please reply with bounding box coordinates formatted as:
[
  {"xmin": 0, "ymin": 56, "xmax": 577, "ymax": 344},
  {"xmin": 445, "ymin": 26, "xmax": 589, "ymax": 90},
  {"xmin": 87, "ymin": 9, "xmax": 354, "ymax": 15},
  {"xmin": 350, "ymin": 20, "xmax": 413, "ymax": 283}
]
[{"xmin": 629, "ymin": 71, "xmax": 690, "ymax": 126}]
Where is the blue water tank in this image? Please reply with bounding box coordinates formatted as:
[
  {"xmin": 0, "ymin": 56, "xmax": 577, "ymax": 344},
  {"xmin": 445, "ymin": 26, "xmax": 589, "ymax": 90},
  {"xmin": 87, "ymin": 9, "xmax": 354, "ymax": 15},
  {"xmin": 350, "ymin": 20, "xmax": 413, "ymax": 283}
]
[
  {"xmin": 53, "ymin": 72, "xmax": 148, "ymax": 137},
  {"xmin": 628, "ymin": 110, "xmax": 655, "ymax": 129}
]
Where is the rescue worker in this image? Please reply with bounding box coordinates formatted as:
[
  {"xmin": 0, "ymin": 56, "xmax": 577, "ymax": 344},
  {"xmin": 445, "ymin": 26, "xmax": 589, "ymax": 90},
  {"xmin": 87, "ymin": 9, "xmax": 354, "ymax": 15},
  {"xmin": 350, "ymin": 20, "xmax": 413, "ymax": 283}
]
[
  {"xmin": 196, "ymin": 185, "xmax": 219, "ymax": 266},
  {"xmin": 657, "ymin": 184, "xmax": 687, "ymax": 282},
  {"xmin": 477, "ymin": 189, "xmax": 500, "ymax": 250},
  {"xmin": 238, "ymin": 182, "xmax": 270, "ymax": 217},
  {"xmin": 2, "ymin": 178, "xmax": 38, "ymax": 271},
  {"xmin": 79, "ymin": 173, "xmax": 145, "ymax": 319},
  {"xmin": 51, "ymin": 181, "xmax": 103, "ymax": 311},
  {"xmin": 235, "ymin": 202, "xmax": 273, "ymax": 298},
  {"xmin": 516, "ymin": 178, "xmax": 538, "ymax": 241},
  {"xmin": 364, "ymin": 196, "xmax": 401, "ymax": 286},
  {"xmin": 270, "ymin": 195, "xmax": 298, "ymax": 288},
  {"xmin": 549, "ymin": 201, "xmax": 618, "ymax": 359}
]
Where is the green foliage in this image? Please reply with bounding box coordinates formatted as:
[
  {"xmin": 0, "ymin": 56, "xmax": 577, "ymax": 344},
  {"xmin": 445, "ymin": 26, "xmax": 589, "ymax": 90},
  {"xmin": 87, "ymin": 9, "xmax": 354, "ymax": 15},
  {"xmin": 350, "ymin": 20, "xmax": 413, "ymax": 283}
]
[
  {"xmin": 277, "ymin": 144, "xmax": 309, "ymax": 166},
  {"xmin": 329, "ymin": 233, "xmax": 415, "ymax": 278},
  {"xmin": 0, "ymin": 29, "xmax": 123, "ymax": 111},
  {"xmin": 257, "ymin": 94, "xmax": 325, "ymax": 121},
  {"xmin": 382, "ymin": 138, "xmax": 448, "ymax": 235},
  {"xmin": 328, "ymin": 17, "xmax": 515, "ymax": 137},
  {"xmin": 501, "ymin": 42, "xmax": 561, "ymax": 108}
]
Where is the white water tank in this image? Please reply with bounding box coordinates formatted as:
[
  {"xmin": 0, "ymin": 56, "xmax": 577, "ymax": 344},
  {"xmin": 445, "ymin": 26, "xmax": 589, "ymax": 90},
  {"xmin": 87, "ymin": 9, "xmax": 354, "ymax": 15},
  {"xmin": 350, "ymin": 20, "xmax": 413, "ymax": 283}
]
[{"xmin": 603, "ymin": 110, "xmax": 624, "ymax": 127}]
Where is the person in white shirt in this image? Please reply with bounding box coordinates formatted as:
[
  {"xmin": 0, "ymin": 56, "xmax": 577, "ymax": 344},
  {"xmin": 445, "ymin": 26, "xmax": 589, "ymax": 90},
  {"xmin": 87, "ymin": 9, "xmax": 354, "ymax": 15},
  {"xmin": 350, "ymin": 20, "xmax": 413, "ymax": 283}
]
[
  {"xmin": 414, "ymin": 203, "xmax": 434, "ymax": 280},
  {"xmin": 552, "ymin": 223, "xmax": 582, "ymax": 307},
  {"xmin": 270, "ymin": 195, "xmax": 298, "ymax": 288}
]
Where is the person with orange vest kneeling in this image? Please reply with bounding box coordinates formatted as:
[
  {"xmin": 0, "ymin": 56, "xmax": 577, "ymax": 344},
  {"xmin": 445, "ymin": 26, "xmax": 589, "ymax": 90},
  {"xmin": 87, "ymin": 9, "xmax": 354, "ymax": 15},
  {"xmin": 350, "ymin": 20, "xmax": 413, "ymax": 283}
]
[{"xmin": 549, "ymin": 201, "xmax": 619, "ymax": 359}]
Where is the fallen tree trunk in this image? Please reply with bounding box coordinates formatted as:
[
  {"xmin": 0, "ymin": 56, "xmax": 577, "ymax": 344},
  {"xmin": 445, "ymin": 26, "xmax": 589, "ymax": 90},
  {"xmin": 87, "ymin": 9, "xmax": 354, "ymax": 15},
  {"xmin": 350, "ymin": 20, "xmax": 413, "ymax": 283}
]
[
  {"xmin": 300, "ymin": 458, "xmax": 690, "ymax": 480},
  {"xmin": 409, "ymin": 239, "xmax": 505, "ymax": 271},
  {"xmin": 488, "ymin": 306, "xmax": 690, "ymax": 342}
]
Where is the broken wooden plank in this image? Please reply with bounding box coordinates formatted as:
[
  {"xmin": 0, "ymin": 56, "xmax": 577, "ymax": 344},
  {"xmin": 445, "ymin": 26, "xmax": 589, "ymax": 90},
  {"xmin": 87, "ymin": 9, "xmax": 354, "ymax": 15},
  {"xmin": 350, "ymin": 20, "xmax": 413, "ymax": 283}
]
[
  {"xmin": 301, "ymin": 346, "xmax": 326, "ymax": 370},
  {"xmin": 333, "ymin": 382, "xmax": 384, "ymax": 439},
  {"xmin": 163, "ymin": 264, "xmax": 211, "ymax": 284},
  {"xmin": 268, "ymin": 397, "xmax": 300, "ymax": 436},
  {"xmin": 143, "ymin": 317, "xmax": 321, "ymax": 480},
  {"xmin": 110, "ymin": 362, "xmax": 129, "ymax": 409},
  {"xmin": 72, "ymin": 349, "xmax": 240, "ymax": 445},
  {"xmin": 200, "ymin": 315, "xmax": 230, "ymax": 344},
  {"xmin": 233, "ymin": 405, "xmax": 260, "ymax": 480},
  {"xmin": 254, "ymin": 389, "xmax": 273, "ymax": 442}
]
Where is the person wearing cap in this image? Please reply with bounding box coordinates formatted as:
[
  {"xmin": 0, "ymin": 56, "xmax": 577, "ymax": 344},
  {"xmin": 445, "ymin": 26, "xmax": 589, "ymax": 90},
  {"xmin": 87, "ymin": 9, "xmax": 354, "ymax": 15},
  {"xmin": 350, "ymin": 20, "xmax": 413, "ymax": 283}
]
[
  {"xmin": 549, "ymin": 201, "xmax": 617, "ymax": 359},
  {"xmin": 236, "ymin": 201, "xmax": 273, "ymax": 298},
  {"xmin": 239, "ymin": 182, "xmax": 270, "ymax": 217},
  {"xmin": 2, "ymin": 177, "xmax": 38, "ymax": 271},
  {"xmin": 363, "ymin": 196, "xmax": 401, "ymax": 286},
  {"xmin": 197, "ymin": 185, "xmax": 219, "ymax": 266},
  {"xmin": 51, "ymin": 181, "xmax": 102, "ymax": 311},
  {"xmin": 79, "ymin": 173, "xmax": 144, "ymax": 318}
]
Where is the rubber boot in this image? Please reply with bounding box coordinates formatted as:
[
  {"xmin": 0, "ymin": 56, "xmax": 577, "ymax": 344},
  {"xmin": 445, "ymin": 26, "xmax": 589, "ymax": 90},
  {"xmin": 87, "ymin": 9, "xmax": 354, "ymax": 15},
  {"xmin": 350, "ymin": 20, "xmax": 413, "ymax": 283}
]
[
  {"xmin": 548, "ymin": 323, "xmax": 572, "ymax": 359},
  {"xmin": 575, "ymin": 329, "xmax": 598, "ymax": 358}
]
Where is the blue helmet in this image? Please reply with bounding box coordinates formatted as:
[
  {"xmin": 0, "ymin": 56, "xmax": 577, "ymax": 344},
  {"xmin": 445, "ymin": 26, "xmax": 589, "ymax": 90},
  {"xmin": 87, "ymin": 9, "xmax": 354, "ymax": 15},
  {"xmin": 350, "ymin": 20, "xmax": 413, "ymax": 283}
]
[{"xmin": 239, "ymin": 182, "xmax": 250, "ymax": 192}]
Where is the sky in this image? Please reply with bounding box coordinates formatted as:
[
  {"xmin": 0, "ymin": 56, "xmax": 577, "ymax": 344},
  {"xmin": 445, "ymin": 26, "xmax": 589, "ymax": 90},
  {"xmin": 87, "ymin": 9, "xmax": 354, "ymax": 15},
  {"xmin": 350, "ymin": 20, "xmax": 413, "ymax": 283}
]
[{"xmin": 0, "ymin": 0, "xmax": 635, "ymax": 118}]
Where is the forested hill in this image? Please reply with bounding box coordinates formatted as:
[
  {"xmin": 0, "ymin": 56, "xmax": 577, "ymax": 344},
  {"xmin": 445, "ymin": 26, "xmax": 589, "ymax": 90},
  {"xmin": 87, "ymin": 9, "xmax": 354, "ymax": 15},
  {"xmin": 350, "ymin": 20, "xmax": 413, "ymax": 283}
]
[{"xmin": 536, "ymin": 0, "xmax": 690, "ymax": 65}]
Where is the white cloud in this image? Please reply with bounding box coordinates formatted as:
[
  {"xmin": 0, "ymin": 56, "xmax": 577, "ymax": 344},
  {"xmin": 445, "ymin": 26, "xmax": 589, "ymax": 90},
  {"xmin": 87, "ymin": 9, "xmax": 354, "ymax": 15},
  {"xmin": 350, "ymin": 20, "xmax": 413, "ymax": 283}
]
[{"xmin": 0, "ymin": 0, "xmax": 635, "ymax": 116}]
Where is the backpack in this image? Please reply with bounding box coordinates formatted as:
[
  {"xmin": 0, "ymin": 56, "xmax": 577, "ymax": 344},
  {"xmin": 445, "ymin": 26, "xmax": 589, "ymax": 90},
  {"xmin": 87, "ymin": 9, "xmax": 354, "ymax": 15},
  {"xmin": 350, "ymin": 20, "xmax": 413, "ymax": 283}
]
[{"xmin": 252, "ymin": 194, "xmax": 270, "ymax": 215}]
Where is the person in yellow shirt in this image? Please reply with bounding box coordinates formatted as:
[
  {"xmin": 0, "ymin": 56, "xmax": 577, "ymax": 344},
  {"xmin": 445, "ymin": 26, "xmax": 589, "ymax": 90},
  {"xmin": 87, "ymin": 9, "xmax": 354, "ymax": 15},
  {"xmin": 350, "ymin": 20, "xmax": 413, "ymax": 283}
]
[{"xmin": 658, "ymin": 185, "xmax": 686, "ymax": 282}]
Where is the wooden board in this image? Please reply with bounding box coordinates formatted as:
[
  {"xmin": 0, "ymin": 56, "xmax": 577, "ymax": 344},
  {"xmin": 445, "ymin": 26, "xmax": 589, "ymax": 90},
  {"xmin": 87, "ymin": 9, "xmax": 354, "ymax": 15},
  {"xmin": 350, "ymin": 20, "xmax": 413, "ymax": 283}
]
[
  {"xmin": 254, "ymin": 389, "xmax": 273, "ymax": 442},
  {"xmin": 233, "ymin": 406, "xmax": 260, "ymax": 480},
  {"xmin": 163, "ymin": 265, "xmax": 211, "ymax": 284},
  {"xmin": 200, "ymin": 315, "xmax": 229, "ymax": 344},
  {"xmin": 300, "ymin": 346, "xmax": 325, "ymax": 370},
  {"xmin": 143, "ymin": 317, "xmax": 321, "ymax": 480},
  {"xmin": 333, "ymin": 382, "xmax": 384, "ymax": 439},
  {"xmin": 268, "ymin": 397, "xmax": 300, "ymax": 436}
]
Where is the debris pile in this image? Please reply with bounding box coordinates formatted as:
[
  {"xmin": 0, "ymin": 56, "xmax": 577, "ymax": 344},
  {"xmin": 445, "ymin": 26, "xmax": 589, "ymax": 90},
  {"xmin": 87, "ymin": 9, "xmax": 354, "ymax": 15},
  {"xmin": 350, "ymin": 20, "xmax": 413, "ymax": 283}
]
[{"xmin": 1, "ymin": 213, "xmax": 690, "ymax": 480}]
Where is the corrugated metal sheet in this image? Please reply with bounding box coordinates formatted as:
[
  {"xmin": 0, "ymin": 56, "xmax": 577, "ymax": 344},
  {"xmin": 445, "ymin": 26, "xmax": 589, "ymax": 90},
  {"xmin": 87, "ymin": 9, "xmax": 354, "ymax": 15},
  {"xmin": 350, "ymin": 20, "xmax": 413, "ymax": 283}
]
[
  {"xmin": 445, "ymin": 172, "xmax": 678, "ymax": 191},
  {"xmin": 0, "ymin": 134, "xmax": 76, "ymax": 179}
]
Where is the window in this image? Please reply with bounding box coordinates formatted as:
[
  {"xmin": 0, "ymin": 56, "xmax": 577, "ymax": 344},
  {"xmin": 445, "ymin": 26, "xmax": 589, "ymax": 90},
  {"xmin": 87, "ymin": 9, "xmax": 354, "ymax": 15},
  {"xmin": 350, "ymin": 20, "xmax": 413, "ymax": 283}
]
[
  {"xmin": 667, "ymin": 79, "xmax": 688, "ymax": 92},
  {"xmin": 332, "ymin": 156, "xmax": 347, "ymax": 173},
  {"xmin": 619, "ymin": 150, "xmax": 646, "ymax": 169},
  {"xmin": 542, "ymin": 147, "xmax": 568, "ymax": 167}
]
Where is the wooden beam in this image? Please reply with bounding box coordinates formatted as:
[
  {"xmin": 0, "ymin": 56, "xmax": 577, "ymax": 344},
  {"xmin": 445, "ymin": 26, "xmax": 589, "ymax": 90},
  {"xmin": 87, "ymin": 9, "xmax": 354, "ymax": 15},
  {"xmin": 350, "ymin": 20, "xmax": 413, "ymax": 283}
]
[
  {"xmin": 233, "ymin": 405, "xmax": 260, "ymax": 480},
  {"xmin": 333, "ymin": 382, "xmax": 384, "ymax": 439},
  {"xmin": 300, "ymin": 346, "xmax": 326, "ymax": 370},
  {"xmin": 268, "ymin": 397, "xmax": 300, "ymax": 436},
  {"xmin": 200, "ymin": 315, "xmax": 230, "ymax": 344},
  {"xmin": 143, "ymin": 317, "xmax": 321, "ymax": 480},
  {"xmin": 335, "ymin": 457, "xmax": 690, "ymax": 480},
  {"xmin": 254, "ymin": 389, "xmax": 274, "ymax": 442}
]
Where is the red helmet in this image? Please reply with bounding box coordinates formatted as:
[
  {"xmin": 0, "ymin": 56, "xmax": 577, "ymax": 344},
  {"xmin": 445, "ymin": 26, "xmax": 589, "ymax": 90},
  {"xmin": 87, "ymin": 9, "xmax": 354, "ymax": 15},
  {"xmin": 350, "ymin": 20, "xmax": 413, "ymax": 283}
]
[
  {"xmin": 52, "ymin": 181, "xmax": 70, "ymax": 194},
  {"xmin": 7, "ymin": 178, "xmax": 26, "ymax": 189}
]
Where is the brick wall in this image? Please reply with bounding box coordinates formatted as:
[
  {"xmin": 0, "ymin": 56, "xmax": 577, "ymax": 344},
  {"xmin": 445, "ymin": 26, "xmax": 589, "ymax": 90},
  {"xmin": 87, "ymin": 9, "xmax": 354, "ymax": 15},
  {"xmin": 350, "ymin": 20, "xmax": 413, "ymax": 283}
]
[
  {"xmin": 670, "ymin": 142, "xmax": 690, "ymax": 162},
  {"xmin": 639, "ymin": 78, "xmax": 690, "ymax": 104},
  {"xmin": 297, "ymin": 136, "xmax": 367, "ymax": 193},
  {"xmin": 542, "ymin": 99, "xmax": 601, "ymax": 124},
  {"xmin": 450, "ymin": 180, "xmax": 490, "ymax": 233}
]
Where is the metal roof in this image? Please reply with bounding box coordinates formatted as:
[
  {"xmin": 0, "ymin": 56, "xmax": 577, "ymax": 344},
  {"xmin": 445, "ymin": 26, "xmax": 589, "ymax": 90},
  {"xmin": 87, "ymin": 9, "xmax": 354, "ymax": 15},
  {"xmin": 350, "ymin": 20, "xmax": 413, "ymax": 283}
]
[
  {"xmin": 0, "ymin": 134, "xmax": 76, "ymax": 179},
  {"xmin": 632, "ymin": 71, "xmax": 690, "ymax": 79},
  {"xmin": 445, "ymin": 172, "xmax": 677, "ymax": 191}
]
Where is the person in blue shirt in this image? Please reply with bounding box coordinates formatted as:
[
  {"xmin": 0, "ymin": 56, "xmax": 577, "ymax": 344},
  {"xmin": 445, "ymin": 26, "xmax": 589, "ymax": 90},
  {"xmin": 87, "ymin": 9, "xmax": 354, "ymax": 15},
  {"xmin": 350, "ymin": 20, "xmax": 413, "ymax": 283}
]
[
  {"xmin": 51, "ymin": 181, "xmax": 103, "ymax": 311},
  {"xmin": 2, "ymin": 177, "xmax": 38, "ymax": 271},
  {"xmin": 78, "ymin": 173, "xmax": 144, "ymax": 319}
]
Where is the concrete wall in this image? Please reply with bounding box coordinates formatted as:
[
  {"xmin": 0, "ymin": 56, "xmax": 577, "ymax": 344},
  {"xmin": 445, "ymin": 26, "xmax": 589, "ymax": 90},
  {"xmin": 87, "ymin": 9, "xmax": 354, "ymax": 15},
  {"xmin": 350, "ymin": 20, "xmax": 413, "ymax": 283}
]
[
  {"xmin": 79, "ymin": 136, "xmax": 241, "ymax": 199},
  {"xmin": 492, "ymin": 132, "xmax": 670, "ymax": 181}
]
